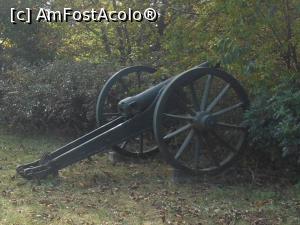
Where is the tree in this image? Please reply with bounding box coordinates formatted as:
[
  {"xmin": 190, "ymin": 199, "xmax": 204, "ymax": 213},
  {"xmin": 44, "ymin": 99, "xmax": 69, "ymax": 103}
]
[{"xmin": 0, "ymin": 0, "xmax": 61, "ymax": 65}]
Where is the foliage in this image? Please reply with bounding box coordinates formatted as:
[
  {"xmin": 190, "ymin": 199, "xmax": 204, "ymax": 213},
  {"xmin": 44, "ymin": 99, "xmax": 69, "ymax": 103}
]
[
  {"xmin": 161, "ymin": 0, "xmax": 300, "ymax": 78},
  {"xmin": 0, "ymin": 60, "xmax": 116, "ymax": 134},
  {"xmin": 0, "ymin": 0, "xmax": 299, "ymax": 163},
  {"xmin": 0, "ymin": 0, "xmax": 60, "ymax": 64},
  {"xmin": 245, "ymin": 76, "xmax": 300, "ymax": 161}
]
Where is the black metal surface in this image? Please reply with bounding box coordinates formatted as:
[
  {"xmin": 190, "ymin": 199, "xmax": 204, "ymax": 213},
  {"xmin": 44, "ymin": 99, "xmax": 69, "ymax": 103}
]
[
  {"xmin": 17, "ymin": 101, "xmax": 155, "ymax": 179},
  {"xmin": 95, "ymin": 65, "xmax": 160, "ymax": 158},
  {"xmin": 50, "ymin": 105, "xmax": 154, "ymax": 171},
  {"xmin": 153, "ymin": 67, "xmax": 249, "ymax": 175},
  {"xmin": 118, "ymin": 79, "xmax": 169, "ymax": 116},
  {"xmin": 16, "ymin": 117, "xmax": 124, "ymax": 174},
  {"xmin": 96, "ymin": 66, "xmax": 157, "ymax": 125},
  {"xmin": 17, "ymin": 62, "xmax": 249, "ymax": 180},
  {"xmin": 118, "ymin": 62, "xmax": 211, "ymax": 117}
]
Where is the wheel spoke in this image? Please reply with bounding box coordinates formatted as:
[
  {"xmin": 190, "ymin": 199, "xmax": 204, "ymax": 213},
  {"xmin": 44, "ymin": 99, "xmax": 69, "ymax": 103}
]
[
  {"xmin": 189, "ymin": 84, "xmax": 200, "ymax": 111},
  {"xmin": 206, "ymin": 84, "xmax": 231, "ymax": 112},
  {"xmin": 201, "ymin": 75, "xmax": 213, "ymax": 111},
  {"xmin": 212, "ymin": 102, "xmax": 243, "ymax": 116},
  {"xmin": 99, "ymin": 66, "xmax": 159, "ymax": 158},
  {"xmin": 215, "ymin": 122, "xmax": 246, "ymax": 130},
  {"xmin": 120, "ymin": 140, "xmax": 129, "ymax": 149},
  {"xmin": 163, "ymin": 124, "xmax": 192, "ymax": 140},
  {"xmin": 164, "ymin": 113, "xmax": 193, "ymax": 120},
  {"xmin": 175, "ymin": 129, "xmax": 194, "ymax": 159}
]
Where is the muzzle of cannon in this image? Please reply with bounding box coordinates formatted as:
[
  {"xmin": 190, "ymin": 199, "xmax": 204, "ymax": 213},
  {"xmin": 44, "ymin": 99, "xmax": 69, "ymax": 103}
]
[
  {"xmin": 16, "ymin": 62, "xmax": 249, "ymax": 179},
  {"xmin": 118, "ymin": 62, "xmax": 211, "ymax": 116},
  {"xmin": 118, "ymin": 79, "xmax": 169, "ymax": 116}
]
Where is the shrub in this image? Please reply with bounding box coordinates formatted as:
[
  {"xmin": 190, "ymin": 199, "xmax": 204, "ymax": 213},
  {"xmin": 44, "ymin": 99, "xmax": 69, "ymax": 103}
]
[
  {"xmin": 245, "ymin": 76, "xmax": 300, "ymax": 163},
  {"xmin": 0, "ymin": 60, "xmax": 117, "ymax": 135}
]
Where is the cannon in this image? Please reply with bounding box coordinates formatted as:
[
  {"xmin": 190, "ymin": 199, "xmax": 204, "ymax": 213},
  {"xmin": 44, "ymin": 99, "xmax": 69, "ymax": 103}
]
[{"xmin": 16, "ymin": 62, "xmax": 249, "ymax": 179}]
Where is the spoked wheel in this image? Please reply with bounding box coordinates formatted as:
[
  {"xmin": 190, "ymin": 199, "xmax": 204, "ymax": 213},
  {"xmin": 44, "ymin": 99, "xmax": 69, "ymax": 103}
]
[
  {"xmin": 153, "ymin": 67, "xmax": 249, "ymax": 175},
  {"xmin": 96, "ymin": 66, "xmax": 159, "ymax": 158}
]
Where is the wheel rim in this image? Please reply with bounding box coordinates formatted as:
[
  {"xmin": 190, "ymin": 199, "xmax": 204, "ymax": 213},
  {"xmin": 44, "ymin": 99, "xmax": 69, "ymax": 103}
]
[
  {"xmin": 153, "ymin": 67, "xmax": 249, "ymax": 175},
  {"xmin": 96, "ymin": 66, "xmax": 159, "ymax": 158}
]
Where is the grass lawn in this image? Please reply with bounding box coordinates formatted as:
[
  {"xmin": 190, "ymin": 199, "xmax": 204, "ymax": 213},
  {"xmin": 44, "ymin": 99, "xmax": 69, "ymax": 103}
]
[{"xmin": 0, "ymin": 131, "xmax": 299, "ymax": 225}]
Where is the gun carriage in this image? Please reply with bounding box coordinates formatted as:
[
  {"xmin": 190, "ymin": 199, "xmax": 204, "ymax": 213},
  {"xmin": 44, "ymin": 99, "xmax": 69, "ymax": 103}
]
[{"xmin": 17, "ymin": 62, "xmax": 249, "ymax": 179}]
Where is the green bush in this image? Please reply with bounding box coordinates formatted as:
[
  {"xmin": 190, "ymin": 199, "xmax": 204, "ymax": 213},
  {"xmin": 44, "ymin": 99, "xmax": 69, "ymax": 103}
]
[
  {"xmin": 245, "ymin": 76, "xmax": 300, "ymax": 162},
  {"xmin": 0, "ymin": 60, "xmax": 117, "ymax": 134}
]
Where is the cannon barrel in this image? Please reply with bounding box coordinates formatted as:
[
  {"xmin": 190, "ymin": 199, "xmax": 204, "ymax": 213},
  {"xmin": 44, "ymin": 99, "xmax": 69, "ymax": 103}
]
[
  {"xmin": 118, "ymin": 61, "xmax": 211, "ymax": 116},
  {"xmin": 118, "ymin": 79, "xmax": 170, "ymax": 116},
  {"xmin": 16, "ymin": 61, "xmax": 243, "ymax": 180}
]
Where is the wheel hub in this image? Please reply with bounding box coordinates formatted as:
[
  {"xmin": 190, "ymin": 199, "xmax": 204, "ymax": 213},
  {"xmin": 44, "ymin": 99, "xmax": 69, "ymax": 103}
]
[{"xmin": 193, "ymin": 111, "xmax": 216, "ymax": 129}]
